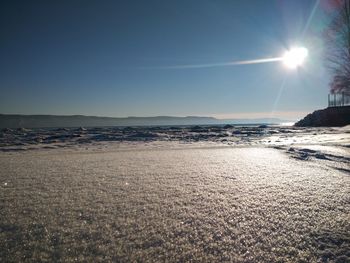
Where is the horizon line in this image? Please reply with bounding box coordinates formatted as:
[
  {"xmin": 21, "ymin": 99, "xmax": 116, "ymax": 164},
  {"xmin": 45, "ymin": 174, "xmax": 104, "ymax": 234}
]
[{"xmin": 0, "ymin": 111, "xmax": 310, "ymax": 120}]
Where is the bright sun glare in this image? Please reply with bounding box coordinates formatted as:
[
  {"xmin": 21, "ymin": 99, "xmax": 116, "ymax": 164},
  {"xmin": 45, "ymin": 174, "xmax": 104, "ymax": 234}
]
[{"xmin": 282, "ymin": 47, "xmax": 308, "ymax": 69}]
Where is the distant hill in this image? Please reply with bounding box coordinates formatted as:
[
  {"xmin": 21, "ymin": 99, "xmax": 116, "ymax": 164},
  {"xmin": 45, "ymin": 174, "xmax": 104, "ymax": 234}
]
[
  {"xmin": 0, "ymin": 114, "xmax": 288, "ymax": 129},
  {"xmin": 295, "ymin": 106, "xmax": 350, "ymax": 127}
]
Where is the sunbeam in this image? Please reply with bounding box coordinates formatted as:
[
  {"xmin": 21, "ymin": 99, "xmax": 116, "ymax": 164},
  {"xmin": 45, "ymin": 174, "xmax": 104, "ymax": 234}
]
[
  {"xmin": 144, "ymin": 57, "xmax": 283, "ymax": 69},
  {"xmin": 301, "ymin": 0, "xmax": 320, "ymax": 39},
  {"xmin": 270, "ymin": 76, "xmax": 287, "ymax": 119},
  {"xmin": 143, "ymin": 47, "xmax": 308, "ymax": 70}
]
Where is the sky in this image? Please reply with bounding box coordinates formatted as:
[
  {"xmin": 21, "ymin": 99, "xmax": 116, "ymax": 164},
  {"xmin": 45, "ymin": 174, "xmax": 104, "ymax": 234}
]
[{"xmin": 0, "ymin": 0, "xmax": 336, "ymax": 120}]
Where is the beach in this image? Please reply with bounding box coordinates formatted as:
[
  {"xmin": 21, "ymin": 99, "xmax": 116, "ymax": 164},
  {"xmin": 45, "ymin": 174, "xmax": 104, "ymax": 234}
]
[{"xmin": 1, "ymin": 126, "xmax": 349, "ymax": 262}]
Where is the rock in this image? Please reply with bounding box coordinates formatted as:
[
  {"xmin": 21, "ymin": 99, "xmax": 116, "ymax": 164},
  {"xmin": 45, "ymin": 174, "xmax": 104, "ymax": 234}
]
[{"xmin": 295, "ymin": 106, "xmax": 350, "ymax": 127}]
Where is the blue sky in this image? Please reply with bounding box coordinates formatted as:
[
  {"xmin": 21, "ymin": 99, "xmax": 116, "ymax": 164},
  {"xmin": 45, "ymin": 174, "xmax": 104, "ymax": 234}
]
[{"xmin": 0, "ymin": 0, "xmax": 332, "ymax": 120}]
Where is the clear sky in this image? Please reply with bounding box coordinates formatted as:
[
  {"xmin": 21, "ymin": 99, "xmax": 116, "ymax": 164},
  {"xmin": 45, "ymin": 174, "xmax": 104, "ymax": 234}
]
[{"xmin": 0, "ymin": 0, "xmax": 334, "ymax": 120}]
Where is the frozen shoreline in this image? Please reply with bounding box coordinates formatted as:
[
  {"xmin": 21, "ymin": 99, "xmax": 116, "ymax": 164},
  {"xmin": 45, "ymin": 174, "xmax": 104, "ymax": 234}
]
[
  {"xmin": 0, "ymin": 127, "xmax": 349, "ymax": 262},
  {"xmin": 1, "ymin": 125, "xmax": 349, "ymax": 151}
]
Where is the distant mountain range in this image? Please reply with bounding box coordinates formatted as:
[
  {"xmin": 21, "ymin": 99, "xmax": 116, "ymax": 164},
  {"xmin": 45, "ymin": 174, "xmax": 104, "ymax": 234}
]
[{"xmin": 0, "ymin": 114, "xmax": 291, "ymax": 128}]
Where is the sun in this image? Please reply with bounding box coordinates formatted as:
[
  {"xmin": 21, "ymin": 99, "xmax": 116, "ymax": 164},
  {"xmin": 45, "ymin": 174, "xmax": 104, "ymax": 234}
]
[{"xmin": 282, "ymin": 47, "xmax": 308, "ymax": 69}]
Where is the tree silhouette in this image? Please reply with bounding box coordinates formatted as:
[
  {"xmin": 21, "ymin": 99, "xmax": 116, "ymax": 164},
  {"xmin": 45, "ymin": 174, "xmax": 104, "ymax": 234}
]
[{"xmin": 324, "ymin": 0, "xmax": 350, "ymax": 94}]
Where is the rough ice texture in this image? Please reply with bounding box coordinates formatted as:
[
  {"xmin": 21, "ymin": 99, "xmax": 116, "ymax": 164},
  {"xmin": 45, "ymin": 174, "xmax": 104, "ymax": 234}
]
[
  {"xmin": 1, "ymin": 125, "xmax": 350, "ymax": 151},
  {"xmin": 0, "ymin": 126, "xmax": 349, "ymax": 262}
]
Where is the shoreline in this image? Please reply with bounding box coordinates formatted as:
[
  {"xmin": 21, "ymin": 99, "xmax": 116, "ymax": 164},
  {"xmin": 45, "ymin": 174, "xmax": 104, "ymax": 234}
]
[{"xmin": 1, "ymin": 144, "xmax": 349, "ymax": 262}]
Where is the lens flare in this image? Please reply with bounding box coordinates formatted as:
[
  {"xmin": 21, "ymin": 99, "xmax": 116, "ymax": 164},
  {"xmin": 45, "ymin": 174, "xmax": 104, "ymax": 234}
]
[
  {"xmin": 142, "ymin": 47, "xmax": 309, "ymax": 71},
  {"xmin": 282, "ymin": 47, "xmax": 308, "ymax": 69}
]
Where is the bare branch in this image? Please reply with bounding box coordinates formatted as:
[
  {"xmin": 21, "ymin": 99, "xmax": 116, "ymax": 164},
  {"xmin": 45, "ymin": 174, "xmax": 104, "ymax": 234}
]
[{"xmin": 325, "ymin": 0, "xmax": 350, "ymax": 93}]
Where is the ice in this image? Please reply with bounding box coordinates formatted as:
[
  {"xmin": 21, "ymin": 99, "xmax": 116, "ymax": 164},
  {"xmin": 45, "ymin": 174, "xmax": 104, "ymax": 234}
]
[
  {"xmin": 1, "ymin": 125, "xmax": 349, "ymax": 150},
  {"xmin": 0, "ymin": 126, "xmax": 349, "ymax": 261}
]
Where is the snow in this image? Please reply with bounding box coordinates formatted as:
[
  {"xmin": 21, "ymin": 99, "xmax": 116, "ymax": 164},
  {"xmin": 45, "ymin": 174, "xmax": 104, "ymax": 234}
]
[{"xmin": 0, "ymin": 126, "xmax": 349, "ymax": 262}]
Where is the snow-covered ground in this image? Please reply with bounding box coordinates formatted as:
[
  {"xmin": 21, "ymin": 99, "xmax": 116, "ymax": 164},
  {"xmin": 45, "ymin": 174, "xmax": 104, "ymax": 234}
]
[{"xmin": 0, "ymin": 126, "xmax": 349, "ymax": 262}]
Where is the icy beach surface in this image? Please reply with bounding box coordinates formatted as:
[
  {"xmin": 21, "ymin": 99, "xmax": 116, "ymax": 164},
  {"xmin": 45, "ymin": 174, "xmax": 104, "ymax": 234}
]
[
  {"xmin": 0, "ymin": 126, "xmax": 349, "ymax": 262},
  {"xmin": 1, "ymin": 125, "xmax": 349, "ymax": 150}
]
